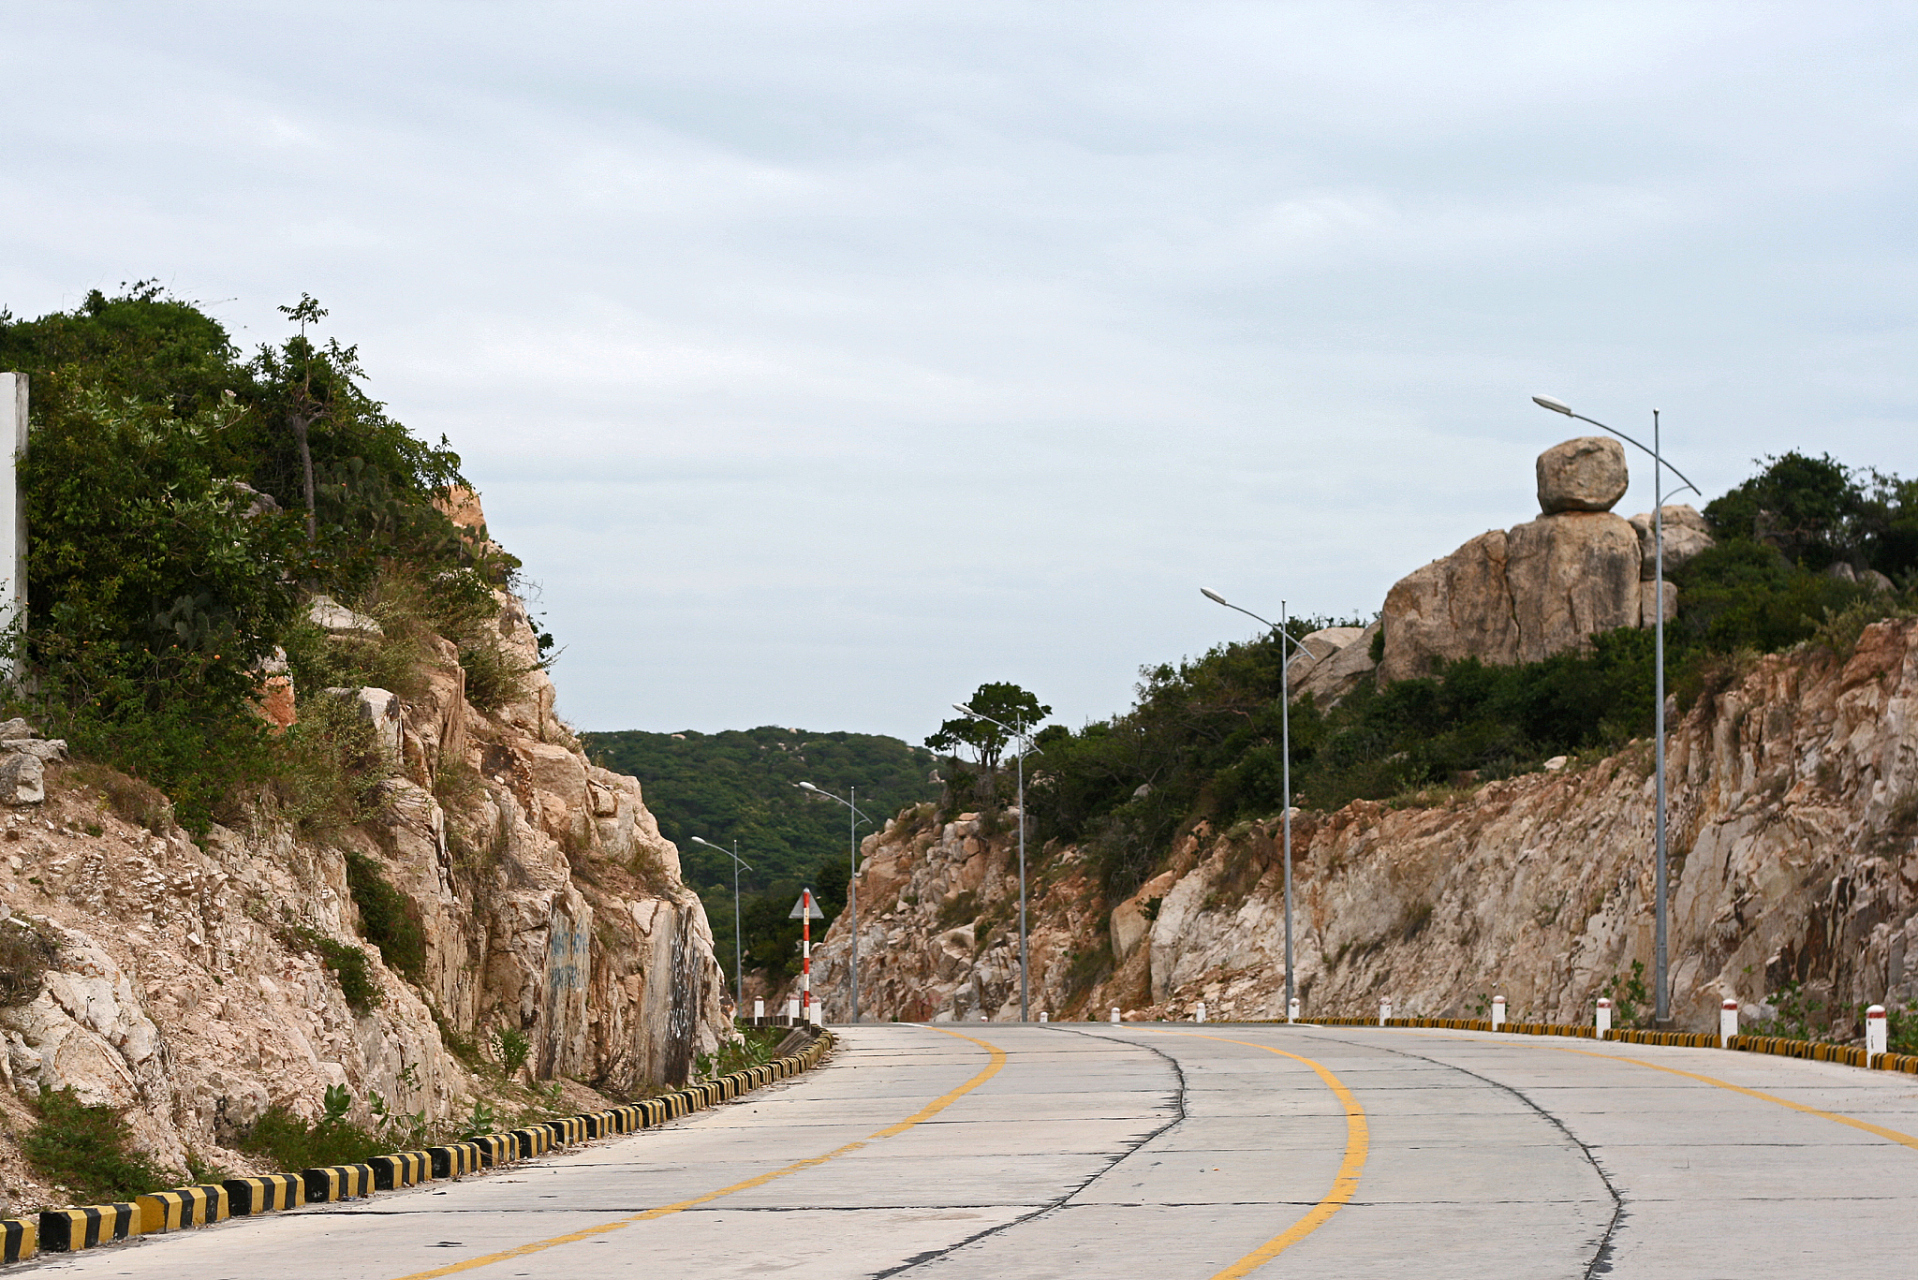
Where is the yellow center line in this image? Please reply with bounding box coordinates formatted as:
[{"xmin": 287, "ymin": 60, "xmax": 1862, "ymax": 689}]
[
  {"xmin": 1359, "ymin": 1026, "xmax": 1918, "ymax": 1152},
  {"xmin": 387, "ymin": 1026, "xmax": 1005, "ymax": 1280},
  {"xmin": 1150, "ymin": 1031, "xmax": 1369, "ymax": 1279}
]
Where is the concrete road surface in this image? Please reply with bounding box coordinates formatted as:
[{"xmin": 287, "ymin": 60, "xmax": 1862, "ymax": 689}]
[{"xmin": 25, "ymin": 1023, "xmax": 1918, "ymax": 1278}]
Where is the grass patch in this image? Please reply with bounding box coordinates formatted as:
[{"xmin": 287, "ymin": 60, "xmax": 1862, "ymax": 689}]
[
  {"xmin": 344, "ymin": 849, "xmax": 426, "ymax": 983},
  {"xmin": 23, "ymin": 1086, "xmax": 174, "ymax": 1203},
  {"xmin": 239, "ymin": 1086, "xmax": 386, "ymax": 1171},
  {"xmin": 284, "ymin": 924, "xmax": 381, "ymax": 1013},
  {"xmin": 0, "ymin": 915, "xmax": 60, "ymax": 1006}
]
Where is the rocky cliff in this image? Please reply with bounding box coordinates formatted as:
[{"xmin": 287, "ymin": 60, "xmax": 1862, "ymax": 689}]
[
  {"xmin": 813, "ymin": 619, "xmax": 1918, "ymax": 1039},
  {"xmin": 0, "ymin": 505, "xmax": 725, "ymax": 1209}
]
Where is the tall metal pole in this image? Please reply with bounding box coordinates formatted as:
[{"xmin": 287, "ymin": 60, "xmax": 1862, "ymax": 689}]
[
  {"xmin": 1199, "ymin": 590, "xmax": 1298, "ymax": 1018},
  {"xmin": 1532, "ymin": 396, "xmax": 1696, "ymax": 1027},
  {"xmin": 1280, "ymin": 602, "xmax": 1294, "ymax": 1015},
  {"xmin": 732, "ymin": 840, "xmax": 744, "ymax": 1013},
  {"xmin": 1015, "ymin": 735, "xmax": 1029, "ymax": 1023},
  {"xmin": 1652, "ymin": 409, "xmax": 1670, "ymax": 1027},
  {"xmin": 849, "ymin": 785, "xmax": 859, "ymax": 1024}
]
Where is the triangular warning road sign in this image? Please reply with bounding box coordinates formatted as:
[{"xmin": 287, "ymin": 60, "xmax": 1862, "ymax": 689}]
[{"xmin": 789, "ymin": 890, "xmax": 825, "ymax": 920}]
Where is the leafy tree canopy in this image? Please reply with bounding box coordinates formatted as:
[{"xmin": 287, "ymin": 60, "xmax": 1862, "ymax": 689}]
[{"xmin": 924, "ymin": 682, "xmax": 1051, "ymax": 774}]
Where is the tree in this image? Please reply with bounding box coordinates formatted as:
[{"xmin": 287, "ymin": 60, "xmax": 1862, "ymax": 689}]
[{"xmin": 925, "ymin": 682, "xmax": 1051, "ymax": 775}]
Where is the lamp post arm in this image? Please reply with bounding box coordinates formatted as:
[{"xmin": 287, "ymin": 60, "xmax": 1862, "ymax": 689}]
[{"xmin": 1565, "ymin": 411, "xmax": 1702, "ymax": 499}]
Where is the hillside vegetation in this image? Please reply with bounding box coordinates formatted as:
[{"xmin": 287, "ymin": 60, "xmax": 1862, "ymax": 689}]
[
  {"xmin": 584, "ymin": 727, "xmax": 937, "ymax": 984},
  {"xmin": 1012, "ymin": 452, "xmax": 1918, "ymax": 904}
]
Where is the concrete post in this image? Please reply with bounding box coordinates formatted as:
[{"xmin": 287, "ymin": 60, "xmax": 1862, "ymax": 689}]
[
  {"xmin": 1491, "ymin": 996, "xmax": 1506, "ymax": 1030},
  {"xmin": 1038, "ymin": 1011, "xmax": 1047, "ymax": 1023},
  {"xmin": 0, "ymin": 373, "xmax": 24, "ymax": 664},
  {"xmin": 785, "ymin": 997, "xmax": 799, "ymax": 1024},
  {"xmin": 1866, "ymin": 1005, "xmax": 1887, "ymax": 1057},
  {"xmin": 1596, "ymin": 998, "xmax": 1612, "ymax": 1039},
  {"xmin": 1379, "ymin": 997, "xmax": 1392, "ymax": 1025},
  {"xmin": 1719, "ymin": 999, "xmax": 1738, "ymax": 1047},
  {"xmin": 1110, "ymin": 1007, "xmax": 1121, "ymax": 1025},
  {"xmin": 1195, "ymin": 1002, "xmax": 1206, "ymax": 1023},
  {"xmin": 753, "ymin": 998, "xmax": 765, "ymax": 1022},
  {"xmin": 1287, "ymin": 996, "xmax": 1300, "ymax": 1024}
]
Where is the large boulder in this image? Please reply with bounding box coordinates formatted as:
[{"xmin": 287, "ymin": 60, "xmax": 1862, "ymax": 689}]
[
  {"xmin": 1627, "ymin": 505, "xmax": 1713, "ymax": 578},
  {"xmin": 1537, "ymin": 436, "xmax": 1628, "ymax": 513},
  {"xmin": 1379, "ymin": 512, "xmax": 1641, "ymax": 683},
  {"xmin": 1292, "ymin": 622, "xmax": 1380, "ymax": 705}
]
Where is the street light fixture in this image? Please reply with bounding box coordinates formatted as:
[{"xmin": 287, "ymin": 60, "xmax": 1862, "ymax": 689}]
[
  {"xmin": 689, "ymin": 836, "xmax": 753, "ymax": 1014},
  {"xmin": 953, "ymin": 703, "xmax": 1040, "ymax": 1022},
  {"xmin": 1201, "ymin": 589, "xmax": 1299, "ymax": 1021},
  {"xmin": 794, "ymin": 781, "xmax": 874, "ymax": 1023},
  {"xmin": 1532, "ymin": 394, "xmax": 1700, "ymax": 1027}
]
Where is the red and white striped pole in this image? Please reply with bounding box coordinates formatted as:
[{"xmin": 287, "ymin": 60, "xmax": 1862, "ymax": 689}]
[
  {"xmin": 1866, "ymin": 1005, "xmax": 1888, "ymax": 1058},
  {"xmin": 801, "ymin": 889, "xmax": 813, "ymax": 1023}
]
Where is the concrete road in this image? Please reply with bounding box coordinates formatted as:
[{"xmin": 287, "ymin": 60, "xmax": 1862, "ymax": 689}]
[{"xmin": 26, "ymin": 1023, "xmax": 1918, "ymax": 1278}]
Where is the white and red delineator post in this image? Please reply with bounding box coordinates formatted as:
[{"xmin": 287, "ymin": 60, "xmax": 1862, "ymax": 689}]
[
  {"xmin": 1866, "ymin": 1004, "xmax": 1888, "ymax": 1057},
  {"xmin": 1491, "ymin": 995, "xmax": 1506, "ymax": 1030},
  {"xmin": 1379, "ymin": 997, "xmax": 1392, "ymax": 1025},
  {"xmin": 1596, "ymin": 998, "xmax": 1612, "ymax": 1039},
  {"xmin": 1720, "ymin": 998, "xmax": 1739, "ymax": 1047},
  {"xmin": 801, "ymin": 889, "xmax": 813, "ymax": 1022}
]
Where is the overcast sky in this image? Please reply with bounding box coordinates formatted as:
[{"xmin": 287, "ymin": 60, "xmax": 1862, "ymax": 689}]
[{"xmin": 6, "ymin": 3, "xmax": 1915, "ymax": 741}]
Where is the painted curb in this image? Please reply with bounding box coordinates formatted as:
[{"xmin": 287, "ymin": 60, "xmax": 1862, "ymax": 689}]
[{"xmin": 4, "ymin": 1026, "xmax": 835, "ymax": 1262}]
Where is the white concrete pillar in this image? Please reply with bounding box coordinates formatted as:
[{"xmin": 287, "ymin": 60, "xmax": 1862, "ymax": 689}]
[
  {"xmin": 1595, "ymin": 998, "xmax": 1612, "ymax": 1039},
  {"xmin": 0, "ymin": 372, "xmax": 24, "ymax": 659},
  {"xmin": 753, "ymin": 998, "xmax": 765, "ymax": 1021},
  {"xmin": 1719, "ymin": 999, "xmax": 1738, "ymax": 1047},
  {"xmin": 1491, "ymin": 995, "xmax": 1506, "ymax": 1030},
  {"xmin": 1379, "ymin": 997, "xmax": 1392, "ymax": 1025},
  {"xmin": 1287, "ymin": 996, "xmax": 1300, "ymax": 1024},
  {"xmin": 1195, "ymin": 1002, "xmax": 1206, "ymax": 1023},
  {"xmin": 785, "ymin": 997, "xmax": 799, "ymax": 1024},
  {"xmin": 810, "ymin": 1002, "xmax": 823, "ymax": 1026},
  {"xmin": 1038, "ymin": 1011, "xmax": 1047, "ymax": 1023},
  {"xmin": 1866, "ymin": 1005, "xmax": 1887, "ymax": 1057},
  {"xmin": 1111, "ymin": 1007, "xmax": 1121, "ymax": 1024}
]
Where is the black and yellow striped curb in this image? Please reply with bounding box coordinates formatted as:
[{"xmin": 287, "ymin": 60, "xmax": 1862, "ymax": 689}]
[
  {"xmin": 134, "ymin": 1184, "xmax": 229, "ymax": 1233},
  {"xmin": 0, "ymin": 1027, "xmax": 834, "ymax": 1264},
  {"xmin": 1302, "ymin": 1015, "xmax": 1918, "ymax": 1072}
]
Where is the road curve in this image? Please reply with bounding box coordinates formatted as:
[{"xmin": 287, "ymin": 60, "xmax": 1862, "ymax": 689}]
[{"xmin": 24, "ymin": 1023, "xmax": 1918, "ymax": 1278}]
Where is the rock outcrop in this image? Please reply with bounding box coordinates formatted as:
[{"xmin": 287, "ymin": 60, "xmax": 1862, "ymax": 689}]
[
  {"xmin": 0, "ymin": 499, "xmax": 724, "ymax": 1209},
  {"xmin": 815, "ymin": 620, "xmax": 1918, "ymax": 1038},
  {"xmin": 1373, "ymin": 441, "xmax": 1708, "ymax": 689}
]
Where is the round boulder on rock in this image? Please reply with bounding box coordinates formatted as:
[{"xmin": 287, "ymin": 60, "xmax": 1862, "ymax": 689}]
[{"xmin": 1537, "ymin": 436, "xmax": 1628, "ymax": 514}]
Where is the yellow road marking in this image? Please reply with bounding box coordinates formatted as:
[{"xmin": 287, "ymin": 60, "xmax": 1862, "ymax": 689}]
[
  {"xmin": 1151, "ymin": 1031, "xmax": 1369, "ymax": 1279},
  {"xmin": 1355, "ymin": 1026, "xmax": 1918, "ymax": 1152},
  {"xmin": 387, "ymin": 1027, "xmax": 1004, "ymax": 1280}
]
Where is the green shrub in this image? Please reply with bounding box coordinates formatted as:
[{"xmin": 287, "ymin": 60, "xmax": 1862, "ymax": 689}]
[
  {"xmin": 344, "ymin": 850, "xmax": 425, "ymax": 983},
  {"xmin": 0, "ymin": 916, "xmax": 59, "ymax": 1007},
  {"xmin": 23, "ymin": 1086, "xmax": 174, "ymax": 1203},
  {"xmin": 492, "ymin": 1027, "xmax": 532, "ymax": 1076},
  {"xmin": 240, "ymin": 1088, "xmax": 385, "ymax": 1172},
  {"xmin": 286, "ymin": 925, "xmax": 380, "ymax": 1013}
]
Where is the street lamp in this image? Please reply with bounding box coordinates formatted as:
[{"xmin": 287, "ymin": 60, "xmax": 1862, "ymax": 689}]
[
  {"xmin": 1533, "ymin": 394, "xmax": 1700, "ymax": 1027},
  {"xmin": 1201, "ymin": 589, "xmax": 1300, "ymax": 1021},
  {"xmin": 795, "ymin": 781, "xmax": 874, "ymax": 1023},
  {"xmin": 953, "ymin": 703, "xmax": 1039, "ymax": 1022},
  {"xmin": 689, "ymin": 836, "xmax": 752, "ymax": 1014}
]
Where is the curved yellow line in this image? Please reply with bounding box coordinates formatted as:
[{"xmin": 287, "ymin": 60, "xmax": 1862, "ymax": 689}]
[
  {"xmin": 1152, "ymin": 1031, "xmax": 1369, "ymax": 1279},
  {"xmin": 386, "ymin": 1026, "xmax": 1005, "ymax": 1280}
]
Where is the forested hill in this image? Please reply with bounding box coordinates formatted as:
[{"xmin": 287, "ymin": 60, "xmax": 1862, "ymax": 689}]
[{"xmin": 583, "ymin": 727, "xmax": 939, "ymax": 983}]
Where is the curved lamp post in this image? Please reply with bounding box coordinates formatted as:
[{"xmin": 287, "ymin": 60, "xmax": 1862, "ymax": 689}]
[
  {"xmin": 689, "ymin": 836, "xmax": 752, "ymax": 1013},
  {"xmin": 795, "ymin": 781, "xmax": 874, "ymax": 1023},
  {"xmin": 1201, "ymin": 589, "xmax": 1300, "ymax": 1020},
  {"xmin": 953, "ymin": 703, "xmax": 1042, "ymax": 1022},
  {"xmin": 1533, "ymin": 394, "xmax": 1700, "ymax": 1027}
]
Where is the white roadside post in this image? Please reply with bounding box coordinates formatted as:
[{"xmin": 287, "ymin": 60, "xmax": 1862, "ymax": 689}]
[
  {"xmin": 1719, "ymin": 999, "xmax": 1739, "ymax": 1047},
  {"xmin": 785, "ymin": 997, "xmax": 799, "ymax": 1024},
  {"xmin": 1195, "ymin": 1002, "xmax": 1206, "ymax": 1024},
  {"xmin": 1111, "ymin": 1007, "xmax": 1121, "ymax": 1025},
  {"xmin": 1491, "ymin": 996, "xmax": 1506, "ymax": 1030},
  {"xmin": 754, "ymin": 997, "xmax": 765, "ymax": 1022},
  {"xmin": 1595, "ymin": 998, "xmax": 1612, "ymax": 1039},
  {"xmin": 1288, "ymin": 996, "xmax": 1300, "ymax": 1023},
  {"xmin": 1379, "ymin": 997, "xmax": 1393, "ymax": 1026},
  {"xmin": 0, "ymin": 372, "xmax": 25, "ymax": 672},
  {"xmin": 1866, "ymin": 1005, "xmax": 1888, "ymax": 1058},
  {"xmin": 1039, "ymin": 1011, "xmax": 1048, "ymax": 1023}
]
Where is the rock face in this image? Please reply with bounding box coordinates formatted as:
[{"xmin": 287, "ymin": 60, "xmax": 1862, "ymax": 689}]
[
  {"xmin": 816, "ymin": 620, "xmax": 1918, "ymax": 1038},
  {"xmin": 0, "ymin": 506, "xmax": 724, "ymax": 1208},
  {"xmin": 1537, "ymin": 436, "xmax": 1628, "ymax": 513},
  {"xmin": 1627, "ymin": 505, "xmax": 1714, "ymax": 578}
]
